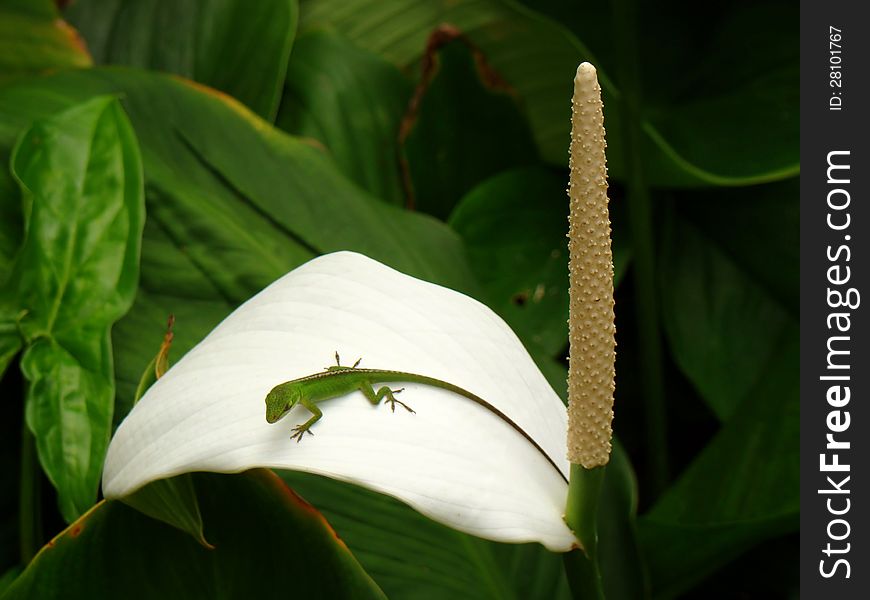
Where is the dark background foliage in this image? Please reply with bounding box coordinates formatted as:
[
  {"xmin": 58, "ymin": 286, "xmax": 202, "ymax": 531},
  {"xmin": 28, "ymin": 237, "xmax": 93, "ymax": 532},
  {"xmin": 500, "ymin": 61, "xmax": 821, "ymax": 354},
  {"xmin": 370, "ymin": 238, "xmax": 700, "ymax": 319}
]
[{"xmin": 0, "ymin": 0, "xmax": 797, "ymax": 597}]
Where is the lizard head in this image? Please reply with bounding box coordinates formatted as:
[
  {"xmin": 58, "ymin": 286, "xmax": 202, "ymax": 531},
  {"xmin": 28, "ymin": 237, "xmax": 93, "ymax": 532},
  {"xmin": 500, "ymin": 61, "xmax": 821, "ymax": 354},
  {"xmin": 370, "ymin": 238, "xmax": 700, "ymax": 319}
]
[{"xmin": 265, "ymin": 383, "xmax": 300, "ymax": 424}]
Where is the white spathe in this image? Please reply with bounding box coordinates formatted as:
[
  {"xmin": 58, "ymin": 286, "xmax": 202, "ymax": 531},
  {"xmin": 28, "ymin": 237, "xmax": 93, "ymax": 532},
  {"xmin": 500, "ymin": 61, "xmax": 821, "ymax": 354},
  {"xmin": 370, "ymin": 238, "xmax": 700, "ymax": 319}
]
[{"xmin": 102, "ymin": 251, "xmax": 576, "ymax": 551}]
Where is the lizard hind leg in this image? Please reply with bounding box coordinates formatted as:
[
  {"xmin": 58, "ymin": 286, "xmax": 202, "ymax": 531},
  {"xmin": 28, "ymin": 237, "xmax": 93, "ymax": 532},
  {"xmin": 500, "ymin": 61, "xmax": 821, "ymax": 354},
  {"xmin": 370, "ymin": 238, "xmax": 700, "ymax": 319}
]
[
  {"xmin": 371, "ymin": 385, "xmax": 415, "ymax": 414},
  {"xmin": 328, "ymin": 351, "xmax": 362, "ymax": 371},
  {"xmin": 359, "ymin": 381, "xmax": 415, "ymax": 413}
]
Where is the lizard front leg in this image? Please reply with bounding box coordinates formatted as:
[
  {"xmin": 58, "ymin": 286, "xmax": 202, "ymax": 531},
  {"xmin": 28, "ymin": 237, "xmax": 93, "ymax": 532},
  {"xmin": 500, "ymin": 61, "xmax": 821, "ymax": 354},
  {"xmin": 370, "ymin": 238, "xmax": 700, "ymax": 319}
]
[
  {"xmin": 290, "ymin": 397, "xmax": 323, "ymax": 442},
  {"xmin": 359, "ymin": 381, "xmax": 415, "ymax": 414}
]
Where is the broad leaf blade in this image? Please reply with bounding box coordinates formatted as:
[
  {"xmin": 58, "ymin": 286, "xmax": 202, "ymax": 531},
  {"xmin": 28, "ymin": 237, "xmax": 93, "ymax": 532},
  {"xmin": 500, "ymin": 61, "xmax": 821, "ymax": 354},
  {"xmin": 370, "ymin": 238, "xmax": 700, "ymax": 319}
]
[
  {"xmin": 280, "ymin": 469, "xmax": 571, "ymax": 600},
  {"xmin": 299, "ymin": 0, "xmax": 797, "ymax": 186},
  {"xmin": 279, "ymin": 442, "xmax": 642, "ymax": 599},
  {"xmin": 1, "ymin": 471, "xmax": 386, "ymax": 599},
  {"xmin": 0, "ymin": 67, "xmax": 482, "ymax": 420},
  {"xmin": 0, "ymin": 0, "xmax": 91, "ymax": 85},
  {"xmin": 120, "ymin": 475, "xmax": 210, "ymax": 548},
  {"xmin": 400, "ymin": 32, "xmax": 538, "ymax": 219},
  {"xmin": 64, "ymin": 0, "xmax": 297, "ymax": 120},
  {"xmin": 660, "ymin": 209, "xmax": 794, "ymax": 421},
  {"xmin": 449, "ymin": 167, "xmax": 629, "ymax": 360},
  {"xmin": 9, "ymin": 96, "xmax": 144, "ymax": 521},
  {"xmin": 0, "ymin": 569, "xmax": 18, "ymax": 596},
  {"xmin": 678, "ymin": 179, "xmax": 799, "ymax": 316},
  {"xmin": 277, "ymin": 29, "xmax": 411, "ymax": 205},
  {"xmin": 0, "ymin": 68, "xmax": 478, "ymax": 293},
  {"xmin": 640, "ymin": 329, "xmax": 798, "ymax": 597}
]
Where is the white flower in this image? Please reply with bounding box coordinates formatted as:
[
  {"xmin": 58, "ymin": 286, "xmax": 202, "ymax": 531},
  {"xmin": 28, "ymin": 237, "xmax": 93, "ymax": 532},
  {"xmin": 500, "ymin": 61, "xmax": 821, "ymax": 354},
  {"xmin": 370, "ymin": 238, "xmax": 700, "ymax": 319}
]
[{"xmin": 103, "ymin": 251, "xmax": 575, "ymax": 551}]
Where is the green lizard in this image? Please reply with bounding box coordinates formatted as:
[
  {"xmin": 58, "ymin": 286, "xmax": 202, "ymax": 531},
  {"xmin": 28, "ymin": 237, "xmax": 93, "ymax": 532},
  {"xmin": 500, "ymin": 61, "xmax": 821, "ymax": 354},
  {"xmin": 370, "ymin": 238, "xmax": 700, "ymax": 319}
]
[{"xmin": 264, "ymin": 352, "xmax": 567, "ymax": 483}]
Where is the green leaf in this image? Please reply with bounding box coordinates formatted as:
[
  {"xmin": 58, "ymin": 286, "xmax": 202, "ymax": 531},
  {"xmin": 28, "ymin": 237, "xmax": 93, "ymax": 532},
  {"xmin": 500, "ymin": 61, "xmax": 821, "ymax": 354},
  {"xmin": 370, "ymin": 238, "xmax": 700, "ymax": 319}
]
[
  {"xmin": 0, "ymin": 568, "xmax": 19, "ymax": 595},
  {"xmin": 64, "ymin": 0, "xmax": 298, "ymax": 121},
  {"xmin": 112, "ymin": 283, "xmax": 238, "ymax": 424},
  {"xmin": 0, "ymin": 67, "xmax": 481, "ymax": 417},
  {"xmin": 277, "ymin": 29, "xmax": 411, "ymax": 205},
  {"xmin": 121, "ymin": 475, "xmax": 210, "ymax": 548},
  {"xmin": 449, "ymin": 167, "xmax": 629, "ymax": 359},
  {"xmin": 531, "ymin": 0, "xmax": 798, "ymax": 186},
  {"xmin": 280, "ymin": 442, "xmax": 642, "ymax": 599},
  {"xmin": 635, "ymin": 0, "xmax": 797, "ymax": 184},
  {"xmin": 678, "ymin": 179, "xmax": 798, "ymax": 316},
  {"xmin": 1, "ymin": 471, "xmax": 386, "ymax": 599},
  {"xmin": 279, "ymin": 469, "xmax": 571, "ymax": 600},
  {"xmin": 400, "ymin": 33, "xmax": 537, "ymax": 219},
  {"xmin": 299, "ymin": 0, "xmax": 797, "ymax": 186},
  {"xmin": 639, "ymin": 329, "xmax": 798, "ymax": 597},
  {"xmin": 660, "ymin": 205, "xmax": 794, "ymax": 420},
  {"xmin": 0, "ymin": 0, "xmax": 91, "ymax": 85},
  {"xmin": 0, "ymin": 68, "xmax": 480, "ymax": 289},
  {"xmin": 6, "ymin": 96, "xmax": 144, "ymax": 521}
]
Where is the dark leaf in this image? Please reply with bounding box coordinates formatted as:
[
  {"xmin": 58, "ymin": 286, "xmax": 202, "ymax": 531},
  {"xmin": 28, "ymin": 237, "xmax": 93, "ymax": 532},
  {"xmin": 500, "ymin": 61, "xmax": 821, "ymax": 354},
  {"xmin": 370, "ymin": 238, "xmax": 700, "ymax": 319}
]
[
  {"xmin": 280, "ymin": 469, "xmax": 571, "ymax": 600},
  {"xmin": 400, "ymin": 29, "xmax": 537, "ymax": 218},
  {"xmin": 0, "ymin": 0, "xmax": 90, "ymax": 85},
  {"xmin": 65, "ymin": 0, "xmax": 298, "ymax": 120},
  {"xmin": 639, "ymin": 329, "xmax": 798, "ymax": 597},
  {"xmin": 277, "ymin": 29, "xmax": 411, "ymax": 204},
  {"xmin": 0, "ymin": 68, "xmax": 482, "ymax": 421},
  {"xmin": 299, "ymin": 0, "xmax": 797, "ymax": 186},
  {"xmin": 449, "ymin": 167, "xmax": 629, "ymax": 359},
  {"xmin": 1, "ymin": 471, "xmax": 386, "ymax": 599},
  {"xmin": 660, "ymin": 208, "xmax": 794, "ymax": 420}
]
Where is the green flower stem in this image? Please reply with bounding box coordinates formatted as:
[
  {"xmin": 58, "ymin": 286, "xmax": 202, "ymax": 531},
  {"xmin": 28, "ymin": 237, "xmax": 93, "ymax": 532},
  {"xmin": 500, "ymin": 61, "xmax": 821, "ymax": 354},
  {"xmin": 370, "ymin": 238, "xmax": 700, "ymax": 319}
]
[
  {"xmin": 613, "ymin": 0, "xmax": 669, "ymax": 495},
  {"xmin": 19, "ymin": 422, "xmax": 42, "ymax": 565},
  {"xmin": 564, "ymin": 464, "xmax": 606, "ymax": 599}
]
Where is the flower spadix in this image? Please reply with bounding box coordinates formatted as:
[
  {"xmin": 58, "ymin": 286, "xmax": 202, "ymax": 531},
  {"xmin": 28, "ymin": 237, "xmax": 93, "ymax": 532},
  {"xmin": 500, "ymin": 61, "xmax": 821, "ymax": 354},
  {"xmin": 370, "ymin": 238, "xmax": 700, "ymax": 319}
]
[
  {"xmin": 102, "ymin": 252, "xmax": 575, "ymax": 551},
  {"xmin": 567, "ymin": 63, "xmax": 616, "ymax": 468}
]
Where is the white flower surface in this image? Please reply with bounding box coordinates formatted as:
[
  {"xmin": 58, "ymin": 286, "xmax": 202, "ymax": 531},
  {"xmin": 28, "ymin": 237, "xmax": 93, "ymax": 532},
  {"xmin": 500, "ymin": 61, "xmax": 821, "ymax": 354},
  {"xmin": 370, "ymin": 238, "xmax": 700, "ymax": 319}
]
[{"xmin": 103, "ymin": 251, "xmax": 575, "ymax": 551}]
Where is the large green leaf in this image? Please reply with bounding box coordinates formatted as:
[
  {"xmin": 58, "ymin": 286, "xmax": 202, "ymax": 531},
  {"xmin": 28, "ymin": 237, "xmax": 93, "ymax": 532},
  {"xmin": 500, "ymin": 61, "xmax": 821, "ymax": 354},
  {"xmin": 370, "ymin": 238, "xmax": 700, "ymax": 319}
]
[
  {"xmin": 0, "ymin": 0, "xmax": 91, "ymax": 85},
  {"xmin": 0, "ymin": 67, "xmax": 481, "ymax": 420},
  {"xmin": 121, "ymin": 475, "xmax": 209, "ymax": 549},
  {"xmin": 400, "ymin": 34, "xmax": 537, "ymax": 219},
  {"xmin": 449, "ymin": 168, "xmax": 569, "ymax": 357},
  {"xmin": 0, "ymin": 569, "xmax": 18, "ymax": 596},
  {"xmin": 449, "ymin": 167, "xmax": 629, "ymax": 359},
  {"xmin": 280, "ymin": 441, "xmax": 642, "ymax": 599},
  {"xmin": 530, "ymin": 0, "xmax": 798, "ymax": 185},
  {"xmin": 639, "ymin": 329, "xmax": 798, "ymax": 597},
  {"xmin": 677, "ymin": 179, "xmax": 799, "ymax": 317},
  {"xmin": 299, "ymin": 0, "xmax": 798, "ymax": 187},
  {"xmin": 277, "ymin": 29, "xmax": 411, "ymax": 205},
  {"xmin": 3, "ymin": 97, "xmax": 144, "ymax": 522},
  {"xmin": 281, "ymin": 470, "xmax": 569, "ymax": 600},
  {"xmin": 660, "ymin": 199, "xmax": 795, "ymax": 421},
  {"xmin": 64, "ymin": 0, "xmax": 298, "ymax": 120},
  {"xmin": 1, "ymin": 471, "xmax": 386, "ymax": 599},
  {"xmin": 0, "ymin": 69, "xmax": 480, "ymax": 289}
]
